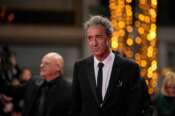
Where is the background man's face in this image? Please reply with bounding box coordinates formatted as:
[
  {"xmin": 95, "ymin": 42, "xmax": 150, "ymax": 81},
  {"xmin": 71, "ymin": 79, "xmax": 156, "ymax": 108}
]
[{"xmin": 40, "ymin": 56, "xmax": 59, "ymax": 79}]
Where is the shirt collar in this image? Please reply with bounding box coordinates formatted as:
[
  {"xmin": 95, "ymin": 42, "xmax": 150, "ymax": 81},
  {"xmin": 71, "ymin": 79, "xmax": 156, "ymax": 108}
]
[
  {"xmin": 94, "ymin": 52, "xmax": 114, "ymax": 68},
  {"xmin": 43, "ymin": 76, "xmax": 61, "ymax": 88}
]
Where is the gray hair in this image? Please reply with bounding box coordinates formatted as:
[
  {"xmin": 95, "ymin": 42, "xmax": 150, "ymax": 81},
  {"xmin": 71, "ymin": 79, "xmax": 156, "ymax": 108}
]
[{"xmin": 84, "ymin": 15, "xmax": 113, "ymax": 37}]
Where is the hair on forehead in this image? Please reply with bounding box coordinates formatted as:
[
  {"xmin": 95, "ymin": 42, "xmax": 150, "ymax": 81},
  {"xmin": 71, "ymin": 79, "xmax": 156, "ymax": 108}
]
[{"xmin": 84, "ymin": 15, "xmax": 113, "ymax": 37}]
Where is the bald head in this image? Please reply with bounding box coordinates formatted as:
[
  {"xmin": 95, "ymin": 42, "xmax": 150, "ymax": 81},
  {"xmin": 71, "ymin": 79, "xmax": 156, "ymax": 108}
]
[
  {"xmin": 40, "ymin": 52, "xmax": 64, "ymax": 81},
  {"xmin": 44, "ymin": 52, "xmax": 64, "ymax": 72}
]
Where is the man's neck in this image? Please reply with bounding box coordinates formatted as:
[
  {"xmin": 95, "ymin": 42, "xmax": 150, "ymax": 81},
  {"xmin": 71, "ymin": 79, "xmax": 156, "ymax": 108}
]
[
  {"xmin": 95, "ymin": 49, "xmax": 111, "ymax": 61},
  {"xmin": 44, "ymin": 74, "xmax": 60, "ymax": 82}
]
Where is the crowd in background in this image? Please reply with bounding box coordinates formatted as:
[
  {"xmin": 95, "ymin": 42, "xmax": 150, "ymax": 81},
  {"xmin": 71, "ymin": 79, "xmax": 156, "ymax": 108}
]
[
  {"xmin": 0, "ymin": 45, "xmax": 32, "ymax": 116},
  {"xmin": 0, "ymin": 45, "xmax": 175, "ymax": 116}
]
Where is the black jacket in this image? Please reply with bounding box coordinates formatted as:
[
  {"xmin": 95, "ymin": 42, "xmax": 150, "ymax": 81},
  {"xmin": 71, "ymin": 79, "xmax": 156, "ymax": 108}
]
[
  {"xmin": 71, "ymin": 53, "xmax": 151, "ymax": 116},
  {"xmin": 23, "ymin": 76, "xmax": 72, "ymax": 116}
]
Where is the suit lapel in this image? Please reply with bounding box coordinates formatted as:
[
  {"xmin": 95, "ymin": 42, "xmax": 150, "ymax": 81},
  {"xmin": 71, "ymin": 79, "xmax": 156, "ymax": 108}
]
[
  {"xmin": 87, "ymin": 56, "xmax": 99, "ymax": 104},
  {"xmin": 102, "ymin": 53, "xmax": 122, "ymax": 106}
]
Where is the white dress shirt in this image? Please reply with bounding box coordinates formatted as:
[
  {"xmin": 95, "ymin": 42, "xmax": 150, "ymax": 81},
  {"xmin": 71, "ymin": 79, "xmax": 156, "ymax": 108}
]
[{"xmin": 94, "ymin": 52, "xmax": 115, "ymax": 100}]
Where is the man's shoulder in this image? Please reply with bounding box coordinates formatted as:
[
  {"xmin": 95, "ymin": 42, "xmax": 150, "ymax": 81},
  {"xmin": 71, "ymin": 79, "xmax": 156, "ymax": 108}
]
[
  {"xmin": 75, "ymin": 56, "xmax": 93, "ymax": 65},
  {"xmin": 59, "ymin": 77, "xmax": 72, "ymax": 87},
  {"xmin": 27, "ymin": 76, "xmax": 43, "ymax": 86},
  {"xmin": 114, "ymin": 52, "xmax": 138, "ymax": 67}
]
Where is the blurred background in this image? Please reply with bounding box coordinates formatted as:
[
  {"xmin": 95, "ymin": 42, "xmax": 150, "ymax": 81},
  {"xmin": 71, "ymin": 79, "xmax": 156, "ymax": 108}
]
[
  {"xmin": 0, "ymin": 0, "xmax": 175, "ymax": 116},
  {"xmin": 0, "ymin": 0, "xmax": 175, "ymax": 83}
]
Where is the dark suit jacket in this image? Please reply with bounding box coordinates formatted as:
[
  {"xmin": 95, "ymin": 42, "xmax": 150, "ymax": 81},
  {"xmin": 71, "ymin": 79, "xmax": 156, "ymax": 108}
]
[
  {"xmin": 23, "ymin": 76, "xmax": 72, "ymax": 116},
  {"xmin": 71, "ymin": 52, "xmax": 150, "ymax": 116}
]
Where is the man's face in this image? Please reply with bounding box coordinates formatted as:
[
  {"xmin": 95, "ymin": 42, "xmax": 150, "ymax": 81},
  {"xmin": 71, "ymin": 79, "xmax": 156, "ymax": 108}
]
[
  {"xmin": 40, "ymin": 56, "xmax": 60, "ymax": 79},
  {"xmin": 87, "ymin": 25, "xmax": 110, "ymax": 59}
]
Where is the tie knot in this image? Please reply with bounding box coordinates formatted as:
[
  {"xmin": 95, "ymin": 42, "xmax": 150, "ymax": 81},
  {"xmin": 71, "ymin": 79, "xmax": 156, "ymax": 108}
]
[{"xmin": 98, "ymin": 62, "xmax": 104, "ymax": 69}]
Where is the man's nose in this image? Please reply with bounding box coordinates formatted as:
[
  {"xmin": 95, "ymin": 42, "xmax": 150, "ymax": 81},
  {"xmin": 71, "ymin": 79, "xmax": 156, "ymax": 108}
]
[{"xmin": 92, "ymin": 38, "xmax": 97, "ymax": 46}]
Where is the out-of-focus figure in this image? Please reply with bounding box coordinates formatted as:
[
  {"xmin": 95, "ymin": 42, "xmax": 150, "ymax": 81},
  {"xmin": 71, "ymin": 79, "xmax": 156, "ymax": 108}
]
[
  {"xmin": 154, "ymin": 69, "xmax": 175, "ymax": 116},
  {"xmin": 22, "ymin": 52, "xmax": 72, "ymax": 116},
  {"xmin": 20, "ymin": 67, "xmax": 32, "ymax": 85}
]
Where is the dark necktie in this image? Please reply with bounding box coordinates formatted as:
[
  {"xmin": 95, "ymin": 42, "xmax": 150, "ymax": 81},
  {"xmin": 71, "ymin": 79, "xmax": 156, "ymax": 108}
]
[{"xmin": 97, "ymin": 62, "xmax": 104, "ymax": 105}]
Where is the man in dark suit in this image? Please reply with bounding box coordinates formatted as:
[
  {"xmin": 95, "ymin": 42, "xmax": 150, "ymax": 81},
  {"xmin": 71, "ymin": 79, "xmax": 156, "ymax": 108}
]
[
  {"xmin": 71, "ymin": 16, "xmax": 151, "ymax": 116},
  {"xmin": 23, "ymin": 52, "xmax": 72, "ymax": 116}
]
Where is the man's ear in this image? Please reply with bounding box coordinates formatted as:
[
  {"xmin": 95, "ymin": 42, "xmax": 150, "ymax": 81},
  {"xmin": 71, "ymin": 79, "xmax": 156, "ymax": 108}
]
[
  {"xmin": 106, "ymin": 37, "xmax": 111, "ymax": 46},
  {"xmin": 56, "ymin": 64, "xmax": 60, "ymax": 71},
  {"xmin": 56, "ymin": 64, "xmax": 62, "ymax": 75}
]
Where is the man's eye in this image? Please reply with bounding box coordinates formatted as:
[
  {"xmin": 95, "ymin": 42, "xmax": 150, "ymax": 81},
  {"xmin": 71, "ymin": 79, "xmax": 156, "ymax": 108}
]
[
  {"xmin": 88, "ymin": 37, "xmax": 93, "ymax": 41},
  {"xmin": 96, "ymin": 36, "xmax": 104, "ymax": 40}
]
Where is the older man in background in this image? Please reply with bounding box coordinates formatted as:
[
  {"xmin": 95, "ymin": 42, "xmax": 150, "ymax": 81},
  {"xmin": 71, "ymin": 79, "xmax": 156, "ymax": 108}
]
[{"xmin": 23, "ymin": 52, "xmax": 72, "ymax": 116}]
